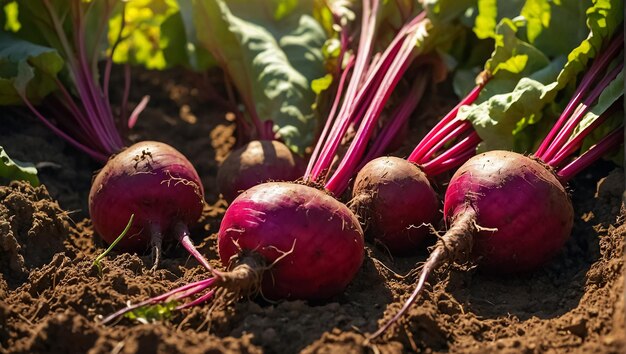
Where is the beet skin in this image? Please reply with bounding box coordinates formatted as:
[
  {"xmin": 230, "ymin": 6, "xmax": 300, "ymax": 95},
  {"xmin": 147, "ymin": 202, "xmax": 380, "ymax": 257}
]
[
  {"xmin": 218, "ymin": 182, "xmax": 364, "ymax": 300},
  {"xmin": 444, "ymin": 151, "xmax": 574, "ymax": 273},
  {"xmin": 89, "ymin": 141, "xmax": 204, "ymax": 251},
  {"xmin": 351, "ymin": 156, "xmax": 439, "ymax": 254},
  {"xmin": 217, "ymin": 140, "xmax": 303, "ymax": 203}
]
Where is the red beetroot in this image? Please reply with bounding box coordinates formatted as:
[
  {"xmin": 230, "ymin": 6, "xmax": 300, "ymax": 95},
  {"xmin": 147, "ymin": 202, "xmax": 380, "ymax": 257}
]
[
  {"xmin": 218, "ymin": 182, "xmax": 364, "ymax": 300},
  {"xmin": 89, "ymin": 141, "xmax": 204, "ymax": 262},
  {"xmin": 351, "ymin": 157, "xmax": 439, "ymax": 254},
  {"xmin": 443, "ymin": 151, "xmax": 573, "ymax": 272},
  {"xmin": 217, "ymin": 140, "xmax": 303, "ymax": 203}
]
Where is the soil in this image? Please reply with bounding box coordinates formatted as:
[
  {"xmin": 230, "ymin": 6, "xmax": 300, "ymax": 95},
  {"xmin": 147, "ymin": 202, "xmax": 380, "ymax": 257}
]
[{"xmin": 0, "ymin": 67, "xmax": 624, "ymax": 354}]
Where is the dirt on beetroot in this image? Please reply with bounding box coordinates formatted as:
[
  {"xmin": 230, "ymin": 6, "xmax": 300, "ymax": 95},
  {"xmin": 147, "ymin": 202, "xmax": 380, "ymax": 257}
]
[{"xmin": 0, "ymin": 67, "xmax": 624, "ymax": 354}]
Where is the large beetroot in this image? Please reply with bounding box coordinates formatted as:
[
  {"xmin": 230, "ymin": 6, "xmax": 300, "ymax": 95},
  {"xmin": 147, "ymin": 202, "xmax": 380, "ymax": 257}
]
[
  {"xmin": 218, "ymin": 182, "xmax": 364, "ymax": 300},
  {"xmin": 443, "ymin": 152, "xmax": 573, "ymax": 272}
]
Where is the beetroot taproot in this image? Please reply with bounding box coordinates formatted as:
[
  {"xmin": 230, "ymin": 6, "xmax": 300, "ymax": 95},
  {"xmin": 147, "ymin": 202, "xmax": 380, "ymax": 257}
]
[{"xmin": 351, "ymin": 156, "xmax": 439, "ymax": 254}]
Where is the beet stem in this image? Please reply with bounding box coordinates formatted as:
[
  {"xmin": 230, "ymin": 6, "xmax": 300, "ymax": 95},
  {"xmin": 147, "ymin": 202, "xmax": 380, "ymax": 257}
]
[
  {"xmin": 360, "ymin": 72, "xmax": 430, "ymax": 163},
  {"xmin": 422, "ymin": 131, "xmax": 481, "ymax": 176},
  {"xmin": 369, "ymin": 209, "xmax": 477, "ymax": 340},
  {"xmin": 304, "ymin": 56, "xmax": 356, "ymax": 179},
  {"xmin": 175, "ymin": 289, "xmax": 216, "ymax": 310},
  {"xmin": 407, "ymin": 84, "xmax": 483, "ymax": 163},
  {"xmin": 547, "ymin": 101, "xmax": 620, "ymax": 167},
  {"xmin": 101, "ymin": 277, "xmax": 218, "ymax": 325},
  {"xmin": 174, "ymin": 222, "xmax": 220, "ymax": 276},
  {"xmin": 535, "ymin": 33, "xmax": 624, "ymax": 157},
  {"xmin": 556, "ymin": 125, "xmax": 624, "ymax": 182},
  {"xmin": 540, "ymin": 62, "xmax": 623, "ymax": 163}
]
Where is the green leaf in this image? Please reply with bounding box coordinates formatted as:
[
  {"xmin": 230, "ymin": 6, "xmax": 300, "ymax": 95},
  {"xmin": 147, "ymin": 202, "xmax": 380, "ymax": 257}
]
[
  {"xmin": 159, "ymin": 0, "xmax": 215, "ymax": 71},
  {"xmin": 423, "ymin": 0, "xmax": 477, "ymax": 24},
  {"xmin": 191, "ymin": 0, "xmax": 327, "ymax": 153},
  {"xmin": 108, "ymin": 0, "xmax": 180, "ymax": 69},
  {"xmin": 473, "ymin": 0, "xmax": 525, "ymax": 39},
  {"xmin": 125, "ymin": 300, "xmax": 179, "ymax": 324},
  {"xmin": 0, "ymin": 146, "xmax": 39, "ymax": 186},
  {"xmin": 311, "ymin": 73, "xmax": 333, "ymax": 95},
  {"xmin": 0, "ymin": 31, "xmax": 64, "ymax": 105},
  {"xmin": 459, "ymin": 0, "xmax": 623, "ymax": 152},
  {"xmin": 2, "ymin": 1, "xmax": 20, "ymax": 32}
]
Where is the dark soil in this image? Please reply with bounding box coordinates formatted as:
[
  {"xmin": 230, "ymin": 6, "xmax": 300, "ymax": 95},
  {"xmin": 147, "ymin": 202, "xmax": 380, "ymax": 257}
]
[{"xmin": 0, "ymin": 67, "xmax": 624, "ymax": 354}]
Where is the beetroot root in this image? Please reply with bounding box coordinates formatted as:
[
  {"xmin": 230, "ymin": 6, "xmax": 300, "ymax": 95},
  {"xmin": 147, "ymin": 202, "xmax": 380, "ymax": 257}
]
[
  {"xmin": 351, "ymin": 156, "xmax": 439, "ymax": 254},
  {"xmin": 218, "ymin": 182, "xmax": 364, "ymax": 300},
  {"xmin": 89, "ymin": 141, "xmax": 204, "ymax": 254},
  {"xmin": 443, "ymin": 150, "xmax": 573, "ymax": 273}
]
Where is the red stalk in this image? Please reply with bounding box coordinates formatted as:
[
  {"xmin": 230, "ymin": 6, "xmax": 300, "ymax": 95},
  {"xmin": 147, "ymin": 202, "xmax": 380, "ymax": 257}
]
[
  {"xmin": 547, "ymin": 101, "xmax": 620, "ymax": 167},
  {"xmin": 540, "ymin": 62, "xmax": 623, "ymax": 162},
  {"xmin": 535, "ymin": 33, "xmax": 624, "ymax": 157},
  {"xmin": 415, "ymin": 120, "xmax": 472, "ymax": 164},
  {"xmin": 360, "ymin": 73, "xmax": 429, "ymax": 164},
  {"xmin": 304, "ymin": 56, "xmax": 356, "ymax": 178},
  {"xmin": 408, "ymin": 84, "xmax": 483, "ymax": 163},
  {"xmin": 324, "ymin": 22, "xmax": 422, "ymax": 194},
  {"xmin": 557, "ymin": 126, "xmax": 624, "ymax": 182},
  {"xmin": 421, "ymin": 131, "xmax": 481, "ymax": 175}
]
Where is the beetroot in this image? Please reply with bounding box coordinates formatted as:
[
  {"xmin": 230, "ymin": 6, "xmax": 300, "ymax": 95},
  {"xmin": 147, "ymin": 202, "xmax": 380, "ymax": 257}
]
[
  {"xmin": 443, "ymin": 152, "xmax": 573, "ymax": 272},
  {"xmin": 89, "ymin": 141, "xmax": 205, "ymax": 266},
  {"xmin": 218, "ymin": 182, "xmax": 364, "ymax": 300},
  {"xmin": 217, "ymin": 140, "xmax": 303, "ymax": 203},
  {"xmin": 351, "ymin": 157, "xmax": 439, "ymax": 254}
]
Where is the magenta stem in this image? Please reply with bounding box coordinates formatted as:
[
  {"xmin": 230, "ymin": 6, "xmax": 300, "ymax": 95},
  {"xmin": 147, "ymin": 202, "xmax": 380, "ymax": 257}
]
[
  {"xmin": 304, "ymin": 56, "xmax": 356, "ymax": 179},
  {"xmin": 120, "ymin": 64, "xmax": 132, "ymax": 129},
  {"xmin": 540, "ymin": 62, "xmax": 623, "ymax": 163},
  {"xmin": 175, "ymin": 289, "xmax": 216, "ymax": 310},
  {"xmin": 423, "ymin": 147, "xmax": 477, "ymax": 177},
  {"xmin": 415, "ymin": 120, "xmax": 472, "ymax": 164},
  {"xmin": 547, "ymin": 101, "xmax": 620, "ymax": 167},
  {"xmin": 21, "ymin": 95, "xmax": 108, "ymax": 162},
  {"xmin": 324, "ymin": 21, "xmax": 421, "ymax": 195},
  {"xmin": 308, "ymin": 6, "xmax": 427, "ymax": 183},
  {"xmin": 101, "ymin": 277, "xmax": 217, "ymax": 324},
  {"xmin": 360, "ymin": 73, "xmax": 429, "ymax": 165},
  {"xmin": 53, "ymin": 77, "xmax": 103, "ymax": 148},
  {"xmin": 128, "ymin": 95, "xmax": 150, "ymax": 129},
  {"xmin": 408, "ymin": 84, "xmax": 483, "ymax": 162},
  {"xmin": 174, "ymin": 222, "xmax": 220, "ymax": 276},
  {"xmin": 422, "ymin": 131, "xmax": 481, "ymax": 175},
  {"xmin": 73, "ymin": 3, "xmax": 119, "ymax": 153},
  {"xmin": 535, "ymin": 33, "xmax": 624, "ymax": 157},
  {"xmin": 557, "ymin": 126, "xmax": 624, "ymax": 182},
  {"xmin": 308, "ymin": 0, "xmax": 382, "ymax": 181}
]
